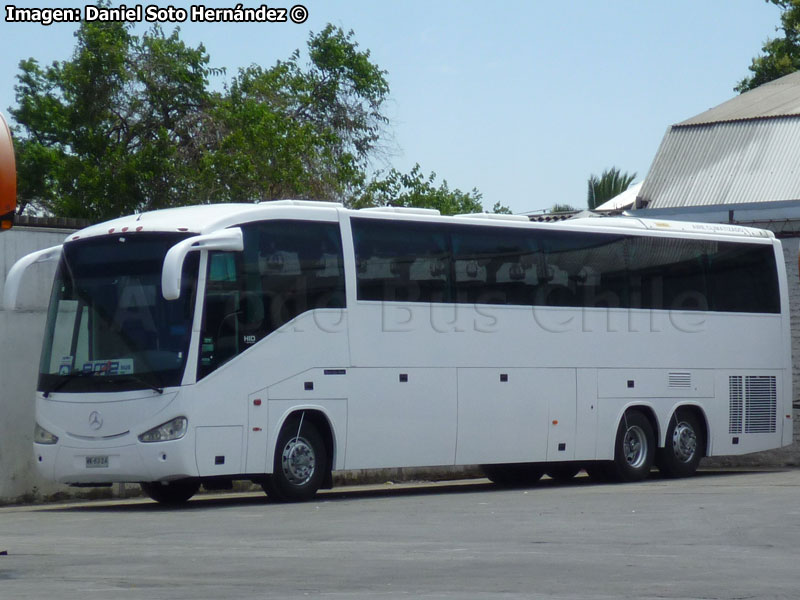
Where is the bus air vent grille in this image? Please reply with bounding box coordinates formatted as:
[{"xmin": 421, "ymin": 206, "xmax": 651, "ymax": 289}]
[
  {"xmin": 729, "ymin": 376, "xmax": 743, "ymax": 434},
  {"xmin": 744, "ymin": 375, "xmax": 777, "ymax": 434},
  {"xmin": 668, "ymin": 372, "xmax": 691, "ymax": 388}
]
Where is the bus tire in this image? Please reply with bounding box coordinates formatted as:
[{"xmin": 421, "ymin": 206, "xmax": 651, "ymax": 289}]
[
  {"xmin": 585, "ymin": 462, "xmax": 614, "ymax": 482},
  {"xmin": 263, "ymin": 416, "xmax": 327, "ymax": 502},
  {"xmin": 481, "ymin": 463, "xmax": 543, "ymax": 487},
  {"xmin": 609, "ymin": 410, "xmax": 655, "ymax": 482},
  {"xmin": 656, "ymin": 410, "xmax": 705, "ymax": 478},
  {"xmin": 140, "ymin": 479, "xmax": 200, "ymax": 505}
]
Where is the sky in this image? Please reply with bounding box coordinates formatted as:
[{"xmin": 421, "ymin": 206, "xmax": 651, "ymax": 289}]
[{"xmin": 0, "ymin": 0, "xmax": 784, "ymax": 215}]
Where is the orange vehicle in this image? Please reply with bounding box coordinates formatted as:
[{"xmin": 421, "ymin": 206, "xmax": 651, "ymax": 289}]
[{"xmin": 0, "ymin": 112, "xmax": 16, "ymax": 229}]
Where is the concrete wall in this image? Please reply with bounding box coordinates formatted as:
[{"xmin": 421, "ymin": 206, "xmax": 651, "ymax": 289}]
[{"xmin": 0, "ymin": 227, "xmax": 67, "ymax": 502}]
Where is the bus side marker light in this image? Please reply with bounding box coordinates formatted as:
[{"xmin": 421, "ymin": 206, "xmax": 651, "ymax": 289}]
[
  {"xmin": 500, "ymin": 374, "xmax": 508, "ymax": 382},
  {"xmin": 552, "ymin": 420, "xmax": 559, "ymax": 425},
  {"xmin": 304, "ymin": 381, "xmax": 314, "ymax": 391},
  {"xmin": 627, "ymin": 380, "xmax": 635, "ymax": 388},
  {"xmin": 399, "ymin": 374, "xmax": 408, "ymax": 382},
  {"xmin": 253, "ymin": 399, "xmax": 262, "ymax": 406}
]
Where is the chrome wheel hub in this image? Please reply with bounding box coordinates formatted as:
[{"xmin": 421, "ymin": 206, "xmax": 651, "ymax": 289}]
[
  {"xmin": 281, "ymin": 437, "xmax": 316, "ymax": 486},
  {"xmin": 671, "ymin": 422, "xmax": 697, "ymax": 463},
  {"xmin": 624, "ymin": 425, "xmax": 647, "ymax": 468}
]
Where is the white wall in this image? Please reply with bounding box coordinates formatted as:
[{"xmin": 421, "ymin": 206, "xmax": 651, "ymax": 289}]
[{"xmin": 0, "ymin": 227, "xmax": 67, "ymax": 502}]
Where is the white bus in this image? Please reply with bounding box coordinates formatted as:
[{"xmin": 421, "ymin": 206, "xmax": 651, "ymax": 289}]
[{"xmin": 4, "ymin": 201, "xmax": 792, "ymax": 504}]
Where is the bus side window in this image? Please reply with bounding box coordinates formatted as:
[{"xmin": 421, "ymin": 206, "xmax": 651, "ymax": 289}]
[
  {"xmin": 706, "ymin": 242, "xmax": 780, "ymax": 313},
  {"xmin": 451, "ymin": 226, "xmax": 539, "ymax": 306},
  {"xmin": 199, "ymin": 253, "xmax": 241, "ymax": 377},
  {"xmin": 352, "ymin": 219, "xmax": 451, "ymax": 303},
  {"xmin": 628, "ymin": 237, "xmax": 710, "ymax": 311},
  {"xmin": 198, "ymin": 220, "xmax": 345, "ymax": 380}
]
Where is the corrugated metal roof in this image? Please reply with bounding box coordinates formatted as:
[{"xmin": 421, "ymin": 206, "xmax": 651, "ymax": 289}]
[
  {"xmin": 594, "ymin": 181, "xmax": 643, "ymax": 211},
  {"xmin": 679, "ymin": 71, "xmax": 800, "ymax": 126},
  {"xmin": 638, "ymin": 117, "xmax": 800, "ymax": 209}
]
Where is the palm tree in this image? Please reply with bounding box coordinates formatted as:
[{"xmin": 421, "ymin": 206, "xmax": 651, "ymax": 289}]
[
  {"xmin": 587, "ymin": 167, "xmax": 636, "ymax": 210},
  {"xmin": 550, "ymin": 203, "xmax": 577, "ymax": 213}
]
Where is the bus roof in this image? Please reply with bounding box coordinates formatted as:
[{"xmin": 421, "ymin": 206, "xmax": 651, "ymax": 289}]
[{"xmin": 63, "ymin": 201, "xmax": 775, "ymax": 244}]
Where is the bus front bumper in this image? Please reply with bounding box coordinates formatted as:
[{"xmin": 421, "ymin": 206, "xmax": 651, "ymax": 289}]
[{"xmin": 34, "ymin": 437, "xmax": 198, "ymax": 485}]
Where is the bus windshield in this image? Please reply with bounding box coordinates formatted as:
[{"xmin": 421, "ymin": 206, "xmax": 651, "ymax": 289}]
[{"xmin": 38, "ymin": 232, "xmax": 199, "ymax": 394}]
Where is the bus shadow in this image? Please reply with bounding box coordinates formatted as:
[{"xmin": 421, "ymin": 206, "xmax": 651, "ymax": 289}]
[{"xmin": 39, "ymin": 468, "xmax": 784, "ymax": 513}]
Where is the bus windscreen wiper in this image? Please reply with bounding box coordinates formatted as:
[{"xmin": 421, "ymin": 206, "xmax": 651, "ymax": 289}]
[
  {"xmin": 114, "ymin": 373, "xmax": 164, "ymax": 395},
  {"xmin": 42, "ymin": 370, "xmax": 164, "ymax": 396},
  {"xmin": 42, "ymin": 370, "xmax": 99, "ymax": 397}
]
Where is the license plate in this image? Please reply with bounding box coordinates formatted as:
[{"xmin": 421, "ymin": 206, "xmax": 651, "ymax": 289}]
[{"xmin": 85, "ymin": 455, "xmax": 109, "ymax": 468}]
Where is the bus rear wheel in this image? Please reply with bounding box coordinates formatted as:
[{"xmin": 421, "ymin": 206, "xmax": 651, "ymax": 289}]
[
  {"xmin": 140, "ymin": 479, "xmax": 200, "ymax": 505},
  {"xmin": 262, "ymin": 416, "xmax": 327, "ymax": 502},
  {"xmin": 481, "ymin": 463, "xmax": 543, "ymax": 487},
  {"xmin": 609, "ymin": 410, "xmax": 655, "ymax": 482},
  {"xmin": 656, "ymin": 411, "xmax": 705, "ymax": 478}
]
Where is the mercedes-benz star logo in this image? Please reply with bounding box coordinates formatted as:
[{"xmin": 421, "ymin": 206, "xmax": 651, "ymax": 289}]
[{"xmin": 88, "ymin": 411, "xmax": 103, "ymax": 431}]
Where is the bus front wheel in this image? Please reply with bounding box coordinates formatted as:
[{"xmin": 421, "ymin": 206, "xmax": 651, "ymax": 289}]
[
  {"xmin": 656, "ymin": 411, "xmax": 705, "ymax": 478},
  {"xmin": 262, "ymin": 416, "xmax": 327, "ymax": 502},
  {"xmin": 609, "ymin": 410, "xmax": 655, "ymax": 482},
  {"xmin": 140, "ymin": 479, "xmax": 200, "ymax": 505}
]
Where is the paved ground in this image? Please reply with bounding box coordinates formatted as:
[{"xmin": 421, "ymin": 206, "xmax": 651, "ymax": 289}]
[{"xmin": 1, "ymin": 469, "xmax": 799, "ymax": 599}]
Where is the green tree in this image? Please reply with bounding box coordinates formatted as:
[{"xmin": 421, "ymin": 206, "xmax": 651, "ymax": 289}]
[
  {"xmin": 11, "ymin": 17, "xmax": 486, "ymax": 220},
  {"xmin": 11, "ymin": 19, "xmax": 217, "ymax": 220},
  {"xmin": 587, "ymin": 167, "xmax": 636, "ymax": 210},
  {"xmin": 201, "ymin": 25, "xmax": 390, "ymax": 204},
  {"xmin": 353, "ymin": 164, "xmax": 508, "ymax": 215},
  {"xmin": 736, "ymin": 0, "xmax": 800, "ymax": 93},
  {"xmin": 550, "ymin": 203, "xmax": 577, "ymax": 213}
]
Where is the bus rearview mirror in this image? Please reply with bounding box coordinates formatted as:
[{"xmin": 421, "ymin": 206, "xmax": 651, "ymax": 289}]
[
  {"xmin": 4, "ymin": 245, "xmax": 63, "ymax": 310},
  {"xmin": 161, "ymin": 227, "xmax": 244, "ymax": 300}
]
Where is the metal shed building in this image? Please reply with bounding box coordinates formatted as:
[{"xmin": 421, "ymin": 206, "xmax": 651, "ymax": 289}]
[{"xmin": 634, "ymin": 70, "xmax": 800, "ymax": 230}]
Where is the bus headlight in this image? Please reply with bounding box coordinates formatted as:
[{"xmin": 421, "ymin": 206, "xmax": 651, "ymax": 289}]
[
  {"xmin": 138, "ymin": 417, "xmax": 188, "ymax": 443},
  {"xmin": 34, "ymin": 422, "xmax": 58, "ymax": 445}
]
